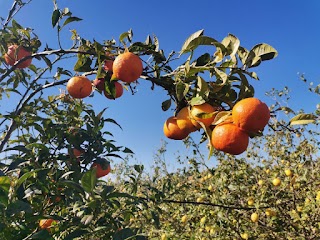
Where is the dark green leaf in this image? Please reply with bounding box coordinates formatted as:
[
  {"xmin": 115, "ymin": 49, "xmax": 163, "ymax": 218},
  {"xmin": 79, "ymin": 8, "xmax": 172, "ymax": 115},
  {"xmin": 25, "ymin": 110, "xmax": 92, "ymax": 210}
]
[
  {"xmin": 113, "ymin": 228, "xmax": 135, "ymax": 240},
  {"xmin": 161, "ymin": 99, "xmax": 171, "ymax": 111},
  {"xmin": 64, "ymin": 229, "xmax": 90, "ymax": 240},
  {"xmin": 6, "ymin": 200, "xmax": 32, "ymax": 215},
  {"xmin": 62, "ymin": 16, "xmax": 82, "ymax": 27},
  {"xmin": 74, "ymin": 55, "xmax": 92, "ymax": 72},
  {"xmin": 134, "ymin": 165, "xmax": 144, "ymax": 174},
  {"xmin": 30, "ymin": 230, "xmax": 53, "ymax": 239},
  {"xmin": 52, "ymin": 9, "xmax": 60, "ymax": 28},
  {"xmin": 123, "ymin": 147, "xmax": 134, "ymax": 154},
  {"xmin": 195, "ymin": 53, "xmax": 211, "ymax": 66},
  {"xmin": 176, "ymin": 82, "xmax": 189, "ymax": 101},
  {"xmin": 41, "ymin": 56, "xmax": 52, "ymax": 70}
]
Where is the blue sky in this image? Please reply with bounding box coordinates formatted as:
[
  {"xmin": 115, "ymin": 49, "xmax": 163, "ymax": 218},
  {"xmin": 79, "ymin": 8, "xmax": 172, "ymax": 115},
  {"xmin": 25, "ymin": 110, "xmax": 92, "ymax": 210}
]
[{"xmin": 0, "ymin": 1, "xmax": 319, "ymax": 170}]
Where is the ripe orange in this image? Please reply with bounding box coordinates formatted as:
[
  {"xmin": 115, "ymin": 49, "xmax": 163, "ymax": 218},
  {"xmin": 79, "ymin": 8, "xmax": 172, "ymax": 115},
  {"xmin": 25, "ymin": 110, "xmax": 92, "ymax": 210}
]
[
  {"xmin": 104, "ymin": 59, "xmax": 114, "ymax": 72},
  {"xmin": 176, "ymin": 107, "xmax": 198, "ymax": 132},
  {"xmin": 4, "ymin": 44, "xmax": 32, "ymax": 68},
  {"xmin": 104, "ymin": 81, "xmax": 123, "ymax": 99},
  {"xmin": 163, "ymin": 116, "xmax": 190, "ymax": 140},
  {"xmin": 66, "ymin": 76, "xmax": 92, "ymax": 99},
  {"xmin": 92, "ymin": 162, "xmax": 111, "ymax": 178},
  {"xmin": 190, "ymin": 103, "xmax": 217, "ymax": 128},
  {"xmin": 93, "ymin": 78, "xmax": 105, "ymax": 91},
  {"xmin": 112, "ymin": 52, "xmax": 143, "ymax": 83},
  {"xmin": 232, "ymin": 97, "xmax": 270, "ymax": 133},
  {"xmin": 72, "ymin": 148, "xmax": 84, "ymax": 158},
  {"xmin": 211, "ymin": 123, "xmax": 249, "ymax": 155},
  {"xmin": 39, "ymin": 219, "xmax": 57, "ymax": 230}
]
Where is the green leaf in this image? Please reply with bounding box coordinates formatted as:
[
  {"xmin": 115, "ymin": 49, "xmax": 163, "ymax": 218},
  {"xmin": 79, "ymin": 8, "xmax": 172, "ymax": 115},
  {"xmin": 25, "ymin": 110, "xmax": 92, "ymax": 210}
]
[
  {"xmin": 62, "ymin": 16, "xmax": 82, "ymax": 27},
  {"xmin": 104, "ymin": 81, "xmax": 116, "ymax": 99},
  {"xmin": 221, "ymin": 34, "xmax": 240, "ymax": 58},
  {"xmin": 52, "ymin": 9, "xmax": 60, "ymax": 28},
  {"xmin": 176, "ymin": 82, "xmax": 189, "ymax": 101},
  {"xmin": 161, "ymin": 99, "xmax": 171, "ymax": 111},
  {"xmin": 60, "ymin": 180, "xmax": 85, "ymax": 195},
  {"xmin": 0, "ymin": 176, "xmax": 10, "ymax": 193},
  {"xmin": 81, "ymin": 169, "xmax": 97, "ymax": 193},
  {"xmin": 16, "ymin": 170, "xmax": 42, "ymax": 189},
  {"xmin": 123, "ymin": 147, "xmax": 134, "ymax": 154},
  {"xmin": 12, "ymin": 19, "xmax": 23, "ymax": 30},
  {"xmin": 190, "ymin": 96, "xmax": 206, "ymax": 106},
  {"xmin": 64, "ymin": 229, "xmax": 90, "ymax": 240},
  {"xmin": 237, "ymin": 46, "xmax": 249, "ymax": 65},
  {"xmin": 289, "ymin": 113, "xmax": 317, "ymax": 125},
  {"xmin": 81, "ymin": 215, "xmax": 94, "ymax": 225},
  {"xmin": 246, "ymin": 43, "xmax": 278, "ymax": 68},
  {"xmin": 134, "ymin": 165, "xmax": 144, "ymax": 174},
  {"xmin": 195, "ymin": 53, "xmax": 211, "ymax": 66},
  {"xmin": 180, "ymin": 36, "xmax": 221, "ymax": 55},
  {"xmin": 197, "ymin": 76, "xmax": 209, "ymax": 97},
  {"xmin": 212, "ymin": 111, "xmax": 232, "ymax": 126},
  {"xmin": 30, "ymin": 230, "xmax": 53, "ymax": 239},
  {"xmin": 6, "ymin": 200, "xmax": 32, "ymax": 215},
  {"xmin": 74, "ymin": 54, "xmax": 92, "ymax": 72},
  {"xmin": 180, "ymin": 29, "xmax": 204, "ymax": 54},
  {"xmin": 113, "ymin": 228, "xmax": 135, "ymax": 240},
  {"xmin": 41, "ymin": 56, "xmax": 52, "ymax": 70},
  {"xmin": 214, "ymin": 68, "xmax": 228, "ymax": 83},
  {"xmin": 119, "ymin": 30, "xmax": 133, "ymax": 44}
]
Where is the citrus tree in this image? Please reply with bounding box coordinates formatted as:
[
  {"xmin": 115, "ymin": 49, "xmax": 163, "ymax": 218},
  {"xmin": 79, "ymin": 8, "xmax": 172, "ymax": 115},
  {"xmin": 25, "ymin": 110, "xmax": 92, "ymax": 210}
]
[
  {"xmin": 113, "ymin": 87, "xmax": 319, "ymax": 239},
  {"xmin": 0, "ymin": 0, "xmax": 318, "ymax": 240}
]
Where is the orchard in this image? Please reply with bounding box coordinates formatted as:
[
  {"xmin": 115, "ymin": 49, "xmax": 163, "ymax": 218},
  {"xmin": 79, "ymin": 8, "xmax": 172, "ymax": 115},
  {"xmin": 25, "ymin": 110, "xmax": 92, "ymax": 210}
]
[{"xmin": 0, "ymin": 1, "xmax": 319, "ymax": 240}]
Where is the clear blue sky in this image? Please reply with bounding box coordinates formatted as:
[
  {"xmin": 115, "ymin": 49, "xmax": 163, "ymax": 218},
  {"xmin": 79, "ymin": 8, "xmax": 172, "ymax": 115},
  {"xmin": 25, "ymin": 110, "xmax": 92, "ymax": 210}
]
[{"xmin": 1, "ymin": 0, "xmax": 319, "ymax": 170}]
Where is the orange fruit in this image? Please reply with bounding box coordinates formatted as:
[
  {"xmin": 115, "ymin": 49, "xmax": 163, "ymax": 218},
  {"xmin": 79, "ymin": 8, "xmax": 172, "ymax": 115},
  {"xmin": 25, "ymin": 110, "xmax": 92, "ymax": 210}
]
[
  {"xmin": 104, "ymin": 81, "xmax": 123, "ymax": 99},
  {"xmin": 72, "ymin": 148, "xmax": 84, "ymax": 158},
  {"xmin": 93, "ymin": 78, "xmax": 105, "ymax": 91},
  {"xmin": 232, "ymin": 97, "xmax": 270, "ymax": 133},
  {"xmin": 92, "ymin": 162, "xmax": 111, "ymax": 178},
  {"xmin": 163, "ymin": 116, "xmax": 190, "ymax": 140},
  {"xmin": 104, "ymin": 59, "xmax": 114, "ymax": 72},
  {"xmin": 39, "ymin": 219, "xmax": 57, "ymax": 231},
  {"xmin": 176, "ymin": 107, "xmax": 198, "ymax": 132},
  {"xmin": 4, "ymin": 44, "xmax": 32, "ymax": 68},
  {"xmin": 66, "ymin": 76, "xmax": 92, "ymax": 99},
  {"xmin": 112, "ymin": 52, "xmax": 143, "ymax": 83},
  {"xmin": 211, "ymin": 123, "xmax": 249, "ymax": 155},
  {"xmin": 190, "ymin": 103, "xmax": 217, "ymax": 128}
]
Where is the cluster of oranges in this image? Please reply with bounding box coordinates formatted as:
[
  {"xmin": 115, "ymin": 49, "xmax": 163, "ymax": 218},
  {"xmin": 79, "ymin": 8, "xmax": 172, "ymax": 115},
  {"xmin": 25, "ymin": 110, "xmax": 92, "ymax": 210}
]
[
  {"xmin": 164, "ymin": 98, "xmax": 270, "ymax": 155},
  {"xmin": 66, "ymin": 51, "xmax": 143, "ymax": 100}
]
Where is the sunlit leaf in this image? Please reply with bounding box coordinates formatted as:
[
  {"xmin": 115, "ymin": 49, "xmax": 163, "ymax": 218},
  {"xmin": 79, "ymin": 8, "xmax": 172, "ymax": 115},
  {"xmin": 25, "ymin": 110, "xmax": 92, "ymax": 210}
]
[
  {"xmin": 246, "ymin": 43, "xmax": 278, "ymax": 68},
  {"xmin": 180, "ymin": 29, "xmax": 204, "ymax": 54},
  {"xmin": 289, "ymin": 113, "xmax": 317, "ymax": 125},
  {"xmin": 81, "ymin": 169, "xmax": 97, "ymax": 193}
]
